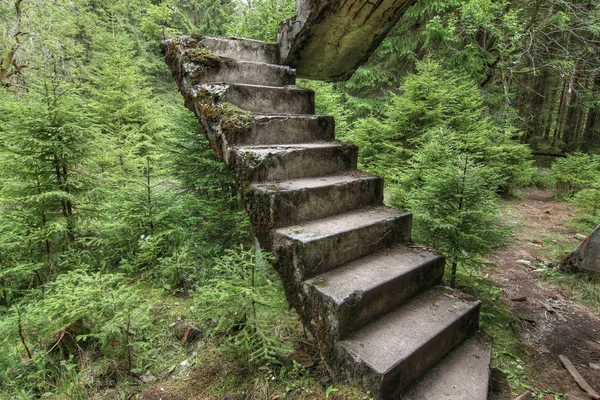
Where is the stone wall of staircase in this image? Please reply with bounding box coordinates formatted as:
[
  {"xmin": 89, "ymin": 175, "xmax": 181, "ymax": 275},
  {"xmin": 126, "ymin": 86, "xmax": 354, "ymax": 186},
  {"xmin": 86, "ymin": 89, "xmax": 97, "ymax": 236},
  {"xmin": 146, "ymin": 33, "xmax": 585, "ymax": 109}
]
[{"xmin": 163, "ymin": 34, "xmax": 492, "ymax": 400}]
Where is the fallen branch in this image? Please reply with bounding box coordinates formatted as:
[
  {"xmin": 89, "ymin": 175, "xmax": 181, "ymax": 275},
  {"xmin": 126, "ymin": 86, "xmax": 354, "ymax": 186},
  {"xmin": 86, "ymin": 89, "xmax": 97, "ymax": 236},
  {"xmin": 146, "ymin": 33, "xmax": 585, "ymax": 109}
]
[
  {"xmin": 540, "ymin": 302, "xmax": 567, "ymax": 322},
  {"xmin": 559, "ymin": 354, "xmax": 600, "ymax": 399}
]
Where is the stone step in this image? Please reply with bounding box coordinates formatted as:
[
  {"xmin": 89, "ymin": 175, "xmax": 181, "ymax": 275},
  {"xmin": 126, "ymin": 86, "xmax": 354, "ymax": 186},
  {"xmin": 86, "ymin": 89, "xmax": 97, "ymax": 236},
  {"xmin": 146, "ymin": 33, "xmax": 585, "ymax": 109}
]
[
  {"xmin": 248, "ymin": 172, "xmax": 383, "ymax": 229},
  {"xmin": 333, "ymin": 289, "xmax": 481, "ymax": 400},
  {"xmin": 217, "ymin": 83, "xmax": 314, "ymax": 114},
  {"xmin": 305, "ymin": 245, "xmax": 444, "ymax": 340},
  {"xmin": 199, "ymin": 36, "xmax": 279, "ymax": 64},
  {"xmin": 403, "ymin": 335, "xmax": 492, "ymax": 400},
  {"xmin": 199, "ymin": 59, "xmax": 295, "ymax": 87},
  {"xmin": 228, "ymin": 143, "xmax": 358, "ymax": 183},
  {"xmin": 224, "ymin": 114, "xmax": 335, "ymax": 146},
  {"xmin": 275, "ymin": 207, "xmax": 412, "ymax": 279}
]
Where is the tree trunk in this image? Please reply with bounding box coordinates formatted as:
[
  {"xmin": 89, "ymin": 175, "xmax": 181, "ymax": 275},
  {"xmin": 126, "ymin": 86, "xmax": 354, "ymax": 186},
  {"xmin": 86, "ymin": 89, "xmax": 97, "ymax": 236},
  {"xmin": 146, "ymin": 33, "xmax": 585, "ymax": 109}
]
[
  {"xmin": 552, "ymin": 75, "xmax": 570, "ymax": 147},
  {"xmin": 562, "ymin": 74, "xmax": 581, "ymax": 151}
]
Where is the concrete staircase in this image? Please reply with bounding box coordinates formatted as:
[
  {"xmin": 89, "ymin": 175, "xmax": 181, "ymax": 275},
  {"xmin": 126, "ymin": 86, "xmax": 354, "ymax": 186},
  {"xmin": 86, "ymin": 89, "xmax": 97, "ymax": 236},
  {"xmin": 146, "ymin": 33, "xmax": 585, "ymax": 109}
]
[{"xmin": 163, "ymin": 35, "xmax": 492, "ymax": 400}]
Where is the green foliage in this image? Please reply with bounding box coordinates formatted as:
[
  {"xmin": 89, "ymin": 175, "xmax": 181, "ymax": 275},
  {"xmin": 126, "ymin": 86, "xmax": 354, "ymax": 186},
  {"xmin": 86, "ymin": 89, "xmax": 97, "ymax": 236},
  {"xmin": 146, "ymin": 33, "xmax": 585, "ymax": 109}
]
[
  {"xmin": 542, "ymin": 269, "xmax": 600, "ymax": 314},
  {"xmin": 0, "ymin": 271, "xmax": 155, "ymax": 395},
  {"xmin": 193, "ymin": 247, "xmax": 296, "ymax": 367},
  {"xmin": 530, "ymin": 167, "xmax": 556, "ymax": 190},
  {"xmin": 551, "ymin": 153, "xmax": 600, "ymax": 196},
  {"xmin": 347, "ymin": 59, "xmax": 534, "ymax": 192},
  {"xmin": 141, "ymin": 2, "xmax": 181, "ymax": 40},
  {"xmin": 398, "ymin": 129, "xmax": 508, "ymax": 286},
  {"xmin": 0, "ymin": 1, "xmax": 258, "ymax": 396},
  {"xmin": 225, "ymin": 0, "xmax": 295, "ymax": 42},
  {"xmin": 0, "ymin": 77, "xmax": 101, "ymax": 302}
]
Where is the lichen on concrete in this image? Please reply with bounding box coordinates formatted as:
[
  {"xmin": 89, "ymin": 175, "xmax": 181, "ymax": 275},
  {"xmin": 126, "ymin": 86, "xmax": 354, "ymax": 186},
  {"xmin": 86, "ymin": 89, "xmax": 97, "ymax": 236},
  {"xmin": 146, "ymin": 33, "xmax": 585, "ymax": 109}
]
[{"xmin": 279, "ymin": 0, "xmax": 416, "ymax": 81}]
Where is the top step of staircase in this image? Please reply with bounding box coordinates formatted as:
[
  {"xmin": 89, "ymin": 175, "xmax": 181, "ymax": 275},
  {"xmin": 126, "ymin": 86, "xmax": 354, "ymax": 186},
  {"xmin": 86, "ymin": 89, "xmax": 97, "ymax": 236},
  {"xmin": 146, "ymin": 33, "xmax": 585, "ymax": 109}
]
[{"xmin": 199, "ymin": 36, "xmax": 280, "ymax": 64}]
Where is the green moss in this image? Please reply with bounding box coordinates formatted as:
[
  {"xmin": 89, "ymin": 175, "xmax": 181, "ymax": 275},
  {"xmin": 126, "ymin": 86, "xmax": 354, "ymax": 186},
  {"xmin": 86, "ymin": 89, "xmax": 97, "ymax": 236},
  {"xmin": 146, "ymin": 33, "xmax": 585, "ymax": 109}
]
[
  {"xmin": 220, "ymin": 103, "xmax": 253, "ymax": 131},
  {"xmin": 186, "ymin": 48, "xmax": 223, "ymax": 67}
]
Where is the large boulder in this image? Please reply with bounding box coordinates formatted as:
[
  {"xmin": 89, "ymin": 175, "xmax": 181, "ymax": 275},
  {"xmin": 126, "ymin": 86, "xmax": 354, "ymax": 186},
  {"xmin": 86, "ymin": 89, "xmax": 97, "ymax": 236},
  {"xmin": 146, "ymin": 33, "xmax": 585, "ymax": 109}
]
[{"xmin": 562, "ymin": 224, "xmax": 600, "ymax": 273}]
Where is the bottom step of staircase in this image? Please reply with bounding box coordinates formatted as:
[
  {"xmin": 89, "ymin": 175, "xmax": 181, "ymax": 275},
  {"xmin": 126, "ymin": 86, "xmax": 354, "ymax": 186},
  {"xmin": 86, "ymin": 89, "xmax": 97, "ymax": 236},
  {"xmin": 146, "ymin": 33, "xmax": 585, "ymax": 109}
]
[
  {"xmin": 332, "ymin": 288, "xmax": 480, "ymax": 399},
  {"xmin": 403, "ymin": 335, "xmax": 492, "ymax": 400}
]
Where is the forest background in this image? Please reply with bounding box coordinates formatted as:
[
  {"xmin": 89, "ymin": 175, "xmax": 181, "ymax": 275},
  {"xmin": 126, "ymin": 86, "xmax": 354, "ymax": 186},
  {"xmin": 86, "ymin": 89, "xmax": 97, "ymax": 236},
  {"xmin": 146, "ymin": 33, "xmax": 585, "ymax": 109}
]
[{"xmin": 1, "ymin": 0, "xmax": 600, "ymax": 398}]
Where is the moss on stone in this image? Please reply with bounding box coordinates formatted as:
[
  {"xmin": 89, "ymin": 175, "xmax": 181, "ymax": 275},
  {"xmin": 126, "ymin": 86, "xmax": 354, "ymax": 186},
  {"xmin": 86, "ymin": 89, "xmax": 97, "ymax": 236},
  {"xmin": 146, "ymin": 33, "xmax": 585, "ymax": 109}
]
[
  {"xmin": 219, "ymin": 103, "xmax": 253, "ymax": 131},
  {"xmin": 186, "ymin": 48, "xmax": 224, "ymax": 83}
]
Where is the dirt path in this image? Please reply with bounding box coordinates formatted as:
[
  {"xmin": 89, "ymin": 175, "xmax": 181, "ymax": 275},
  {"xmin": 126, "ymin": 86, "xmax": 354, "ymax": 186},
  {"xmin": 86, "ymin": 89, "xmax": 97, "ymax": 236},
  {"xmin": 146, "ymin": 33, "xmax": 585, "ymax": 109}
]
[{"xmin": 488, "ymin": 188, "xmax": 600, "ymax": 399}]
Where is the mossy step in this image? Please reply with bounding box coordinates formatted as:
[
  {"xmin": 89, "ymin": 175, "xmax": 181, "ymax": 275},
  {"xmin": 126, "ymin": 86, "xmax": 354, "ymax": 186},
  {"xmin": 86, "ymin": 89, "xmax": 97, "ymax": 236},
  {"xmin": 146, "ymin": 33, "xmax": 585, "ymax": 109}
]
[
  {"xmin": 228, "ymin": 142, "xmax": 358, "ymax": 183},
  {"xmin": 226, "ymin": 114, "xmax": 335, "ymax": 146},
  {"xmin": 403, "ymin": 334, "xmax": 492, "ymax": 400},
  {"xmin": 198, "ymin": 59, "xmax": 295, "ymax": 87},
  {"xmin": 200, "ymin": 36, "xmax": 279, "ymax": 64},
  {"xmin": 216, "ymin": 83, "xmax": 314, "ymax": 114}
]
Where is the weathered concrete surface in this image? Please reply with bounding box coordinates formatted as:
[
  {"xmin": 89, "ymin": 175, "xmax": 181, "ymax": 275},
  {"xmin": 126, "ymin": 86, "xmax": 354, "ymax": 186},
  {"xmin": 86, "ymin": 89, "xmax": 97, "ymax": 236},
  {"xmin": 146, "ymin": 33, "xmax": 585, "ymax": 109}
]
[
  {"xmin": 403, "ymin": 335, "xmax": 492, "ymax": 400},
  {"xmin": 229, "ymin": 114, "xmax": 335, "ymax": 146},
  {"xmin": 305, "ymin": 245, "xmax": 444, "ymax": 339},
  {"xmin": 200, "ymin": 59, "xmax": 295, "ymax": 86},
  {"xmin": 228, "ymin": 142, "xmax": 358, "ymax": 182},
  {"xmin": 333, "ymin": 288, "xmax": 481, "ymax": 399},
  {"xmin": 275, "ymin": 206, "xmax": 412, "ymax": 278},
  {"xmin": 562, "ymin": 224, "xmax": 600, "ymax": 273},
  {"xmin": 199, "ymin": 36, "xmax": 279, "ymax": 64},
  {"xmin": 249, "ymin": 172, "xmax": 383, "ymax": 228},
  {"xmin": 278, "ymin": 0, "xmax": 416, "ymax": 81},
  {"xmin": 217, "ymin": 83, "xmax": 314, "ymax": 114}
]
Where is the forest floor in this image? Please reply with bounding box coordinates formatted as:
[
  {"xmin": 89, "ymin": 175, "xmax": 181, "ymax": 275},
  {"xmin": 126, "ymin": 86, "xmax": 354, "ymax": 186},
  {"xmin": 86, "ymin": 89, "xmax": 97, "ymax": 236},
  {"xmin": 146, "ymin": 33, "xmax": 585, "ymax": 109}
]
[
  {"xmin": 138, "ymin": 187, "xmax": 600, "ymax": 400},
  {"xmin": 488, "ymin": 187, "xmax": 600, "ymax": 399}
]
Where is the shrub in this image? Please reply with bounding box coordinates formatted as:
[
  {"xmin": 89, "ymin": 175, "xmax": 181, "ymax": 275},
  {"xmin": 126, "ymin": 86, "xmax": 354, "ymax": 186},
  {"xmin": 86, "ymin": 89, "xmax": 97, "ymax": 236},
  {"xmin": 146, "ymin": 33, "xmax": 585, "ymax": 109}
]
[
  {"xmin": 552, "ymin": 153, "xmax": 600, "ymax": 196},
  {"xmin": 0, "ymin": 271, "xmax": 155, "ymax": 396},
  {"xmin": 192, "ymin": 247, "xmax": 296, "ymax": 367}
]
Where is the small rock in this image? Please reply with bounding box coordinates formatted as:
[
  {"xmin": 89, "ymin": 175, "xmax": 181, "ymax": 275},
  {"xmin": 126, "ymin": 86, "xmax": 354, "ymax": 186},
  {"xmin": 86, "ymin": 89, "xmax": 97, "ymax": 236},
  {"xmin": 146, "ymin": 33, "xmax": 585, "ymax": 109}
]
[
  {"xmin": 575, "ymin": 233, "xmax": 587, "ymax": 241},
  {"xmin": 538, "ymin": 346, "xmax": 551, "ymax": 354},
  {"xmin": 514, "ymin": 390, "xmax": 532, "ymax": 400},
  {"xmin": 517, "ymin": 260, "xmax": 531, "ymax": 266},
  {"xmin": 140, "ymin": 373, "xmax": 156, "ymax": 383},
  {"xmin": 564, "ymin": 394, "xmax": 587, "ymax": 400},
  {"xmin": 540, "ymin": 290, "xmax": 559, "ymax": 300},
  {"xmin": 522, "ymin": 346, "xmax": 537, "ymax": 357},
  {"xmin": 590, "ymin": 363, "xmax": 600, "ymax": 370},
  {"xmin": 544, "ymin": 209, "xmax": 551, "ymax": 214},
  {"xmin": 511, "ymin": 296, "xmax": 527, "ymax": 302}
]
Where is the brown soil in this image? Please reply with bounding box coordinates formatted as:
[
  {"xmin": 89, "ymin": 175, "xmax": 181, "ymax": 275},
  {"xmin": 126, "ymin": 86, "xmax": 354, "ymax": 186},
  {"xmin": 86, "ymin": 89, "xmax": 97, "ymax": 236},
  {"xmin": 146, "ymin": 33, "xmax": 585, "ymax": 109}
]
[{"xmin": 488, "ymin": 188, "xmax": 600, "ymax": 399}]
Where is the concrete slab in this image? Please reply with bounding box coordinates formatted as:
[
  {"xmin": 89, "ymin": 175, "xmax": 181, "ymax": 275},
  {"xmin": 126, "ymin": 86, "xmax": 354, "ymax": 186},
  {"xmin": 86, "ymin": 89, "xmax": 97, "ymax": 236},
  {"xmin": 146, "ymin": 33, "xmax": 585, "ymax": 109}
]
[
  {"xmin": 216, "ymin": 83, "xmax": 314, "ymax": 114},
  {"xmin": 199, "ymin": 59, "xmax": 295, "ymax": 87},
  {"xmin": 308, "ymin": 246, "xmax": 442, "ymax": 305},
  {"xmin": 334, "ymin": 289, "xmax": 480, "ymax": 398},
  {"xmin": 306, "ymin": 245, "xmax": 444, "ymax": 337},
  {"xmin": 278, "ymin": 0, "xmax": 414, "ymax": 81},
  {"xmin": 275, "ymin": 206, "xmax": 412, "ymax": 277},
  {"xmin": 227, "ymin": 114, "xmax": 335, "ymax": 146},
  {"xmin": 249, "ymin": 172, "xmax": 383, "ymax": 227},
  {"xmin": 200, "ymin": 36, "xmax": 279, "ymax": 64},
  {"xmin": 403, "ymin": 335, "xmax": 492, "ymax": 400},
  {"xmin": 229, "ymin": 142, "xmax": 357, "ymax": 182}
]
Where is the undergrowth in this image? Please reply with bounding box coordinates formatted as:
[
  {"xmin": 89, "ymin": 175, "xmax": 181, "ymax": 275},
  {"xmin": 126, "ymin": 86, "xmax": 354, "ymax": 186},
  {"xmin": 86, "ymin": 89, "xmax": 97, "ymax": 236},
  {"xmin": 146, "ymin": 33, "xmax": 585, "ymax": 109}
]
[{"xmin": 542, "ymin": 269, "xmax": 600, "ymax": 314}]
